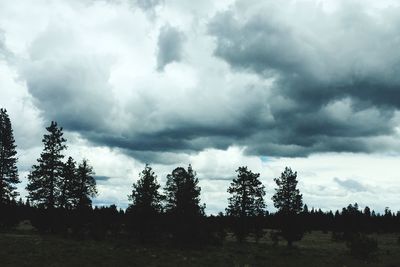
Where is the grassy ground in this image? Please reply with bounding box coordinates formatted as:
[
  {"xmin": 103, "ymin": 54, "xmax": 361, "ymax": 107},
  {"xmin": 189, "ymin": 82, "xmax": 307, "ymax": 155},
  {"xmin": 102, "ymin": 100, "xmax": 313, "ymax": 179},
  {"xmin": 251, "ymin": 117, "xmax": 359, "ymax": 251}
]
[{"xmin": 0, "ymin": 230, "xmax": 399, "ymax": 267}]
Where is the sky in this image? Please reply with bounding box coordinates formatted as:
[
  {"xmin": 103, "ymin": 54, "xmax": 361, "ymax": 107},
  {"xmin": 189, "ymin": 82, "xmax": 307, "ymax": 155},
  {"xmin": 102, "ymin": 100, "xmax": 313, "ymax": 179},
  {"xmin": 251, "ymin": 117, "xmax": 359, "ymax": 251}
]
[{"xmin": 1, "ymin": 0, "xmax": 400, "ymax": 214}]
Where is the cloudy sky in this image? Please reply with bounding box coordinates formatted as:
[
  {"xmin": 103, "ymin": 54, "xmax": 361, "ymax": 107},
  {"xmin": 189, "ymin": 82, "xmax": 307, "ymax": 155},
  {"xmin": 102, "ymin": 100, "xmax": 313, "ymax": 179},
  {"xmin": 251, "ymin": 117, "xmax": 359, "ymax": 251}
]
[{"xmin": 1, "ymin": 0, "xmax": 400, "ymax": 214}]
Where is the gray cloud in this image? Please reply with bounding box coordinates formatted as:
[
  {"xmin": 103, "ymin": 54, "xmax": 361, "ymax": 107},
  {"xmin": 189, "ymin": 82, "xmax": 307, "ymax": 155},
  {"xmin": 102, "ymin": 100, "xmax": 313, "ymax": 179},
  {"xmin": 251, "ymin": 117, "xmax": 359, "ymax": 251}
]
[
  {"xmin": 333, "ymin": 177, "xmax": 367, "ymax": 192},
  {"xmin": 12, "ymin": 0, "xmax": 400, "ymax": 164},
  {"xmin": 22, "ymin": 57, "xmax": 114, "ymax": 133},
  {"xmin": 157, "ymin": 24, "xmax": 185, "ymax": 71},
  {"xmin": 94, "ymin": 175, "xmax": 111, "ymax": 182},
  {"xmin": 20, "ymin": 25, "xmax": 115, "ymax": 134},
  {"xmin": 207, "ymin": 0, "xmax": 400, "ymax": 156}
]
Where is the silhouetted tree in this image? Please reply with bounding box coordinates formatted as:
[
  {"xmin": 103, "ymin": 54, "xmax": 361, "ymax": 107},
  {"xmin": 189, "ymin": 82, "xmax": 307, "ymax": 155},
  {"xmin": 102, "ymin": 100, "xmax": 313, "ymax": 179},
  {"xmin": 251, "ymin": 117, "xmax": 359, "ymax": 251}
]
[
  {"xmin": 226, "ymin": 166, "xmax": 266, "ymax": 242},
  {"xmin": 26, "ymin": 121, "xmax": 66, "ymax": 209},
  {"xmin": 164, "ymin": 165, "xmax": 204, "ymax": 216},
  {"xmin": 127, "ymin": 164, "xmax": 163, "ymax": 241},
  {"xmin": 364, "ymin": 206, "xmax": 371, "ymax": 217},
  {"xmin": 74, "ymin": 159, "xmax": 97, "ymax": 209},
  {"xmin": 272, "ymin": 167, "xmax": 303, "ymax": 247},
  {"xmin": 0, "ymin": 108, "xmax": 20, "ymax": 203},
  {"xmin": 61, "ymin": 159, "xmax": 97, "ymax": 236},
  {"xmin": 303, "ymin": 204, "xmax": 309, "ymax": 213},
  {"xmin": 340, "ymin": 203, "xmax": 363, "ymax": 240},
  {"xmin": 58, "ymin": 156, "xmax": 77, "ymax": 209},
  {"xmin": 164, "ymin": 165, "xmax": 205, "ymax": 243},
  {"xmin": 129, "ymin": 164, "xmax": 163, "ymax": 213}
]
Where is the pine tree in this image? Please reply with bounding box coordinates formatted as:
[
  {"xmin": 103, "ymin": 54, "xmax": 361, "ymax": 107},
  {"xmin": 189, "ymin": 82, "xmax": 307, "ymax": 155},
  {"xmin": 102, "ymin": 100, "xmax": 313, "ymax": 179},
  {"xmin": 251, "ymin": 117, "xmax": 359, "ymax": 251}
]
[
  {"xmin": 58, "ymin": 156, "xmax": 77, "ymax": 209},
  {"xmin": 164, "ymin": 165, "xmax": 204, "ymax": 217},
  {"xmin": 226, "ymin": 166, "xmax": 266, "ymax": 242},
  {"xmin": 26, "ymin": 121, "xmax": 66, "ymax": 208},
  {"xmin": 303, "ymin": 204, "xmax": 309, "ymax": 214},
  {"xmin": 127, "ymin": 164, "xmax": 163, "ymax": 241},
  {"xmin": 364, "ymin": 206, "xmax": 371, "ymax": 217},
  {"xmin": 0, "ymin": 108, "xmax": 20, "ymax": 203},
  {"xmin": 128, "ymin": 164, "xmax": 163, "ymax": 214},
  {"xmin": 74, "ymin": 159, "xmax": 97, "ymax": 209},
  {"xmin": 272, "ymin": 167, "xmax": 304, "ymax": 246},
  {"xmin": 164, "ymin": 165, "xmax": 205, "ymax": 243}
]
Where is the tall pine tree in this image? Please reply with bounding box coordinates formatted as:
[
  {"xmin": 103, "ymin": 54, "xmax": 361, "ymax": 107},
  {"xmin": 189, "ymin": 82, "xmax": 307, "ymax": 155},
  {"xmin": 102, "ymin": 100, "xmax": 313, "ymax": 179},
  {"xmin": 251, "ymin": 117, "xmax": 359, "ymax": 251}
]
[
  {"xmin": 164, "ymin": 165, "xmax": 205, "ymax": 243},
  {"xmin": 0, "ymin": 108, "xmax": 20, "ymax": 203},
  {"xmin": 226, "ymin": 166, "xmax": 266, "ymax": 242},
  {"xmin": 272, "ymin": 167, "xmax": 303, "ymax": 214},
  {"xmin": 272, "ymin": 167, "xmax": 304, "ymax": 247},
  {"xmin": 26, "ymin": 121, "xmax": 66, "ymax": 208},
  {"xmin": 58, "ymin": 156, "xmax": 77, "ymax": 209},
  {"xmin": 127, "ymin": 164, "xmax": 163, "ymax": 241},
  {"xmin": 164, "ymin": 165, "xmax": 204, "ymax": 217},
  {"xmin": 128, "ymin": 164, "xmax": 163, "ymax": 214},
  {"xmin": 74, "ymin": 159, "xmax": 97, "ymax": 209}
]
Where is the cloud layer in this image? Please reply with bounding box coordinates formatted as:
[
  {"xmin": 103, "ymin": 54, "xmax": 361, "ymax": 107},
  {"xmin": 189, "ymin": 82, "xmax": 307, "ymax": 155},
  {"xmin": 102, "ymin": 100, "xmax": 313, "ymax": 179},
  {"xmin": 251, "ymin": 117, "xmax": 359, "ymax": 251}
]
[{"xmin": 8, "ymin": 0, "xmax": 399, "ymax": 159}]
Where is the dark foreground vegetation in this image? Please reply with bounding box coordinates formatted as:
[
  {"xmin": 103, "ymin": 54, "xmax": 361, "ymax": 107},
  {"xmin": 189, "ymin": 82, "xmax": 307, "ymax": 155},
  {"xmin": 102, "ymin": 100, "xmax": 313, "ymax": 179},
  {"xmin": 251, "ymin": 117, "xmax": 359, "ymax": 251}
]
[
  {"xmin": 1, "ymin": 228, "xmax": 400, "ymax": 267},
  {"xmin": 2, "ymin": 200, "xmax": 400, "ymax": 266}
]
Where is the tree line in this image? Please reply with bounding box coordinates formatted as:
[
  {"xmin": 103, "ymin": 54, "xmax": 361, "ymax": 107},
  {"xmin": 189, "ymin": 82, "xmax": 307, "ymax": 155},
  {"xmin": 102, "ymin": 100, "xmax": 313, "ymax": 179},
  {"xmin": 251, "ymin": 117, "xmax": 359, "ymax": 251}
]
[{"xmin": 1, "ymin": 108, "xmax": 400, "ymax": 250}]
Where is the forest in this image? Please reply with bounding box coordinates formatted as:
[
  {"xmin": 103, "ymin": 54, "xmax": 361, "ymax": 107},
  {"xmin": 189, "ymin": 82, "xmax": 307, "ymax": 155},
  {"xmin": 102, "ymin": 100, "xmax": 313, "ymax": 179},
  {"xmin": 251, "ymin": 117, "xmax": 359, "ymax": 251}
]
[{"xmin": 1, "ymin": 107, "xmax": 400, "ymax": 266}]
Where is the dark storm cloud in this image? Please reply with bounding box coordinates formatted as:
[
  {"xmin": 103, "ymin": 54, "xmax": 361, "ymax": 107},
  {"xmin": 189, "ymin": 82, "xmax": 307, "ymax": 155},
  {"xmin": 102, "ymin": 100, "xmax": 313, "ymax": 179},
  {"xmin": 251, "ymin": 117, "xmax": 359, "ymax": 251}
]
[
  {"xmin": 207, "ymin": 1, "xmax": 400, "ymax": 156},
  {"xmin": 333, "ymin": 177, "xmax": 367, "ymax": 192},
  {"xmin": 157, "ymin": 24, "xmax": 185, "ymax": 71},
  {"xmin": 83, "ymin": 124, "xmax": 247, "ymax": 163}
]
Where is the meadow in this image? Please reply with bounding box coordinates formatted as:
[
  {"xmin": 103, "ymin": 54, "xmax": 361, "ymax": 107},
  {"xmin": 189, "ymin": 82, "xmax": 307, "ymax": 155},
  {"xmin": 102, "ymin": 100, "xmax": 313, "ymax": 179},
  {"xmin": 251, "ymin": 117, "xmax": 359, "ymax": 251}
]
[{"xmin": 1, "ymin": 229, "xmax": 399, "ymax": 267}]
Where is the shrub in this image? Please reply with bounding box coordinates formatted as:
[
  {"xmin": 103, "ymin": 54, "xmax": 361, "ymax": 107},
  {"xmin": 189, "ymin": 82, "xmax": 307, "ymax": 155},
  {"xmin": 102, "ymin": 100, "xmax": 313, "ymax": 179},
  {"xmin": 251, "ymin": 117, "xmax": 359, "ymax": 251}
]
[
  {"xmin": 346, "ymin": 234, "xmax": 378, "ymax": 259},
  {"xmin": 331, "ymin": 231, "xmax": 344, "ymax": 242},
  {"xmin": 270, "ymin": 231, "xmax": 280, "ymax": 247}
]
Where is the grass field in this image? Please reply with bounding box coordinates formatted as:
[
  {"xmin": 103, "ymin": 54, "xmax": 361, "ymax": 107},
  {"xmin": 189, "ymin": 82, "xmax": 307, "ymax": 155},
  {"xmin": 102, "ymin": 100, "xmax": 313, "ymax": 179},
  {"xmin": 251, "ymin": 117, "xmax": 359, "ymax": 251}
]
[{"xmin": 1, "ymin": 230, "xmax": 399, "ymax": 267}]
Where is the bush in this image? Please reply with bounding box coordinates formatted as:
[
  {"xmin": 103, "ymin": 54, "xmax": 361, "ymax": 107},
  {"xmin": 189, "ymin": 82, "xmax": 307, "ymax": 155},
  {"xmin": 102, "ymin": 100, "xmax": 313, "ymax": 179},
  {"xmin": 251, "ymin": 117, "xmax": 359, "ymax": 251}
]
[
  {"xmin": 331, "ymin": 231, "xmax": 344, "ymax": 242},
  {"xmin": 346, "ymin": 234, "xmax": 378, "ymax": 259},
  {"xmin": 269, "ymin": 231, "xmax": 280, "ymax": 247}
]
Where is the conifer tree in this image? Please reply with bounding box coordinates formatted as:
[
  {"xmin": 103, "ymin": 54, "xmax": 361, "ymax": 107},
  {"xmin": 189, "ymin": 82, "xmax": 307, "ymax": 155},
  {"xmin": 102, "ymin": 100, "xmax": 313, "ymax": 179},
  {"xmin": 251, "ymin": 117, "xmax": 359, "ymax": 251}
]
[
  {"xmin": 164, "ymin": 164, "xmax": 204, "ymax": 217},
  {"xmin": 26, "ymin": 121, "xmax": 67, "ymax": 209},
  {"xmin": 226, "ymin": 166, "xmax": 266, "ymax": 242},
  {"xmin": 74, "ymin": 159, "xmax": 97, "ymax": 209},
  {"xmin": 272, "ymin": 167, "xmax": 304, "ymax": 247},
  {"xmin": 0, "ymin": 108, "xmax": 20, "ymax": 203},
  {"xmin": 127, "ymin": 164, "xmax": 163, "ymax": 240},
  {"xmin": 59, "ymin": 156, "xmax": 77, "ymax": 209},
  {"xmin": 164, "ymin": 165, "xmax": 205, "ymax": 243},
  {"xmin": 128, "ymin": 164, "xmax": 163, "ymax": 214}
]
